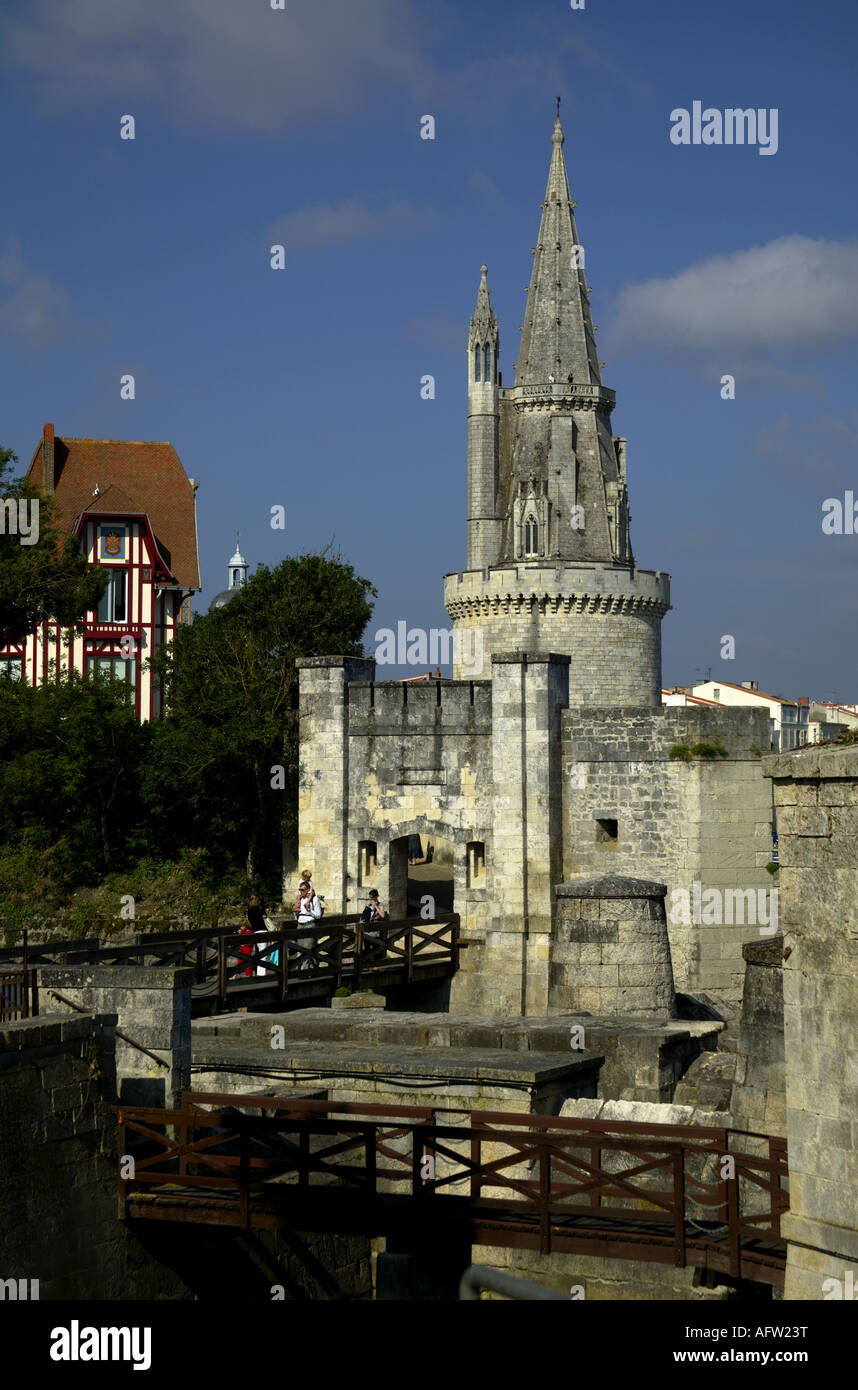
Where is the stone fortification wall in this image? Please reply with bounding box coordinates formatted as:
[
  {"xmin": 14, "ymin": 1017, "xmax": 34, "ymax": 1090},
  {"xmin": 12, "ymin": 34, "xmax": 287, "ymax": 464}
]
[
  {"xmin": 0, "ymin": 1011, "xmax": 190, "ymax": 1300},
  {"xmin": 763, "ymin": 744, "xmax": 858, "ymax": 1301},
  {"xmin": 729, "ymin": 936, "xmax": 785, "ymax": 1138},
  {"xmin": 562, "ymin": 704, "xmax": 774, "ymax": 1001},
  {"xmin": 37, "ymin": 964, "xmax": 192, "ymax": 1108}
]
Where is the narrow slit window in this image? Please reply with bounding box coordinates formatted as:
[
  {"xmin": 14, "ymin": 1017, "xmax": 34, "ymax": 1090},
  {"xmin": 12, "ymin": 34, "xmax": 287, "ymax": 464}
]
[
  {"xmin": 358, "ymin": 840, "xmax": 377, "ymax": 887},
  {"xmin": 467, "ymin": 840, "xmax": 486, "ymax": 888}
]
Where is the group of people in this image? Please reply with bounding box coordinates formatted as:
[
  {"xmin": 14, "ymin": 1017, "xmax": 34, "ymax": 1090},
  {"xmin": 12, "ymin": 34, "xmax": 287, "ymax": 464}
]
[{"xmin": 237, "ymin": 873, "xmax": 388, "ymax": 976}]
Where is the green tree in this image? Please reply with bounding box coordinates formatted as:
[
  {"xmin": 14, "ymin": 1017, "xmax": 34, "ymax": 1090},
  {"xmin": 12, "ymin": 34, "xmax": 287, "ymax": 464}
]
[
  {"xmin": 0, "ymin": 446, "xmax": 107, "ymax": 644},
  {"xmin": 146, "ymin": 550, "xmax": 375, "ymax": 882},
  {"xmin": 0, "ymin": 668, "xmax": 151, "ymax": 887}
]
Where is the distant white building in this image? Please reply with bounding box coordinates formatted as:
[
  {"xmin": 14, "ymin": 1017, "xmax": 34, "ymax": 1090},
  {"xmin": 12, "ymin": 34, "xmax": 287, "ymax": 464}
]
[
  {"xmin": 806, "ymin": 701, "xmax": 858, "ymax": 744},
  {"xmin": 687, "ymin": 679, "xmax": 809, "ymax": 752},
  {"xmin": 662, "ymin": 687, "xmax": 720, "ymax": 709}
]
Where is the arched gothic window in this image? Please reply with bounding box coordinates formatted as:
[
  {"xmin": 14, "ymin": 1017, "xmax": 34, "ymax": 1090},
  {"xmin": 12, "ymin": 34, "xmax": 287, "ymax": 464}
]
[
  {"xmin": 484, "ymin": 343, "xmax": 491, "ymax": 381},
  {"xmin": 474, "ymin": 343, "xmax": 481, "ymax": 381},
  {"xmin": 524, "ymin": 516, "xmax": 539, "ymax": 557}
]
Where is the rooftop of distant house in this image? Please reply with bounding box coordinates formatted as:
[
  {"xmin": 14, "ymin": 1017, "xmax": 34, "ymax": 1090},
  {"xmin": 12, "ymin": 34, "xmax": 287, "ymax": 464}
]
[{"xmin": 27, "ymin": 425, "xmax": 200, "ymax": 591}]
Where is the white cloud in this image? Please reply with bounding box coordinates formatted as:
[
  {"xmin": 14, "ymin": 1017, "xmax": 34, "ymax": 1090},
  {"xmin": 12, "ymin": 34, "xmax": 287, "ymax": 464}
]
[
  {"xmin": 270, "ymin": 200, "xmax": 429, "ymax": 251},
  {"xmin": 0, "ymin": 241, "xmax": 67, "ymax": 347},
  {"xmin": 0, "ymin": 0, "xmax": 432, "ymax": 130},
  {"xmin": 607, "ymin": 236, "xmax": 858, "ymax": 359}
]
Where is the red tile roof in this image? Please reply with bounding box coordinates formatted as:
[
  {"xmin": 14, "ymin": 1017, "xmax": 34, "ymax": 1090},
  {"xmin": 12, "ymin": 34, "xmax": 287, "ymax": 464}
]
[{"xmin": 27, "ymin": 434, "xmax": 200, "ymax": 590}]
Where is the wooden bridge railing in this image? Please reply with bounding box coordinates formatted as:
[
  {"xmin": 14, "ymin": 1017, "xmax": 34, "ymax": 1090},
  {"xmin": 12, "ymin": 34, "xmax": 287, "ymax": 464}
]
[
  {"xmin": 5, "ymin": 916, "xmax": 459, "ymax": 1007},
  {"xmin": 0, "ymin": 967, "xmax": 39, "ymax": 1022},
  {"xmin": 115, "ymin": 1094, "xmax": 789, "ymax": 1283}
]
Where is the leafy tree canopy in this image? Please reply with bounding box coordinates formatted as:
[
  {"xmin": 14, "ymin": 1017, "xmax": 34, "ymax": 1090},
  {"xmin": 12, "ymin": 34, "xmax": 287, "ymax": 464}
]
[
  {"xmin": 145, "ymin": 549, "xmax": 376, "ymax": 881},
  {"xmin": 0, "ymin": 445, "xmax": 107, "ymax": 643}
]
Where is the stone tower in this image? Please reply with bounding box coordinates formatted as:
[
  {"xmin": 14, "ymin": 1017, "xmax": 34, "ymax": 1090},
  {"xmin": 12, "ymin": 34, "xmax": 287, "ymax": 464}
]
[{"xmin": 445, "ymin": 116, "xmax": 670, "ymax": 704}]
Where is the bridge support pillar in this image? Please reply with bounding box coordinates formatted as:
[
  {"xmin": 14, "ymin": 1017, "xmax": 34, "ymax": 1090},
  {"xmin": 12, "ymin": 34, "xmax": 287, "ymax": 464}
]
[{"xmin": 37, "ymin": 965, "xmax": 192, "ymax": 1108}]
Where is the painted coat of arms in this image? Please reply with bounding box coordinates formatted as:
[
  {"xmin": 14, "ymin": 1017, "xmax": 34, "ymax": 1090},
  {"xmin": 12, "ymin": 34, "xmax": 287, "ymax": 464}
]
[{"xmin": 100, "ymin": 527, "xmax": 126, "ymax": 559}]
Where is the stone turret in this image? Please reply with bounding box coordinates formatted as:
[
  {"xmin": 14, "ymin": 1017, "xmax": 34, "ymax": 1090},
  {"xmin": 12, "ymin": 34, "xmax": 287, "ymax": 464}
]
[
  {"xmin": 445, "ymin": 115, "xmax": 670, "ymax": 701},
  {"xmin": 467, "ymin": 265, "xmax": 501, "ymax": 570}
]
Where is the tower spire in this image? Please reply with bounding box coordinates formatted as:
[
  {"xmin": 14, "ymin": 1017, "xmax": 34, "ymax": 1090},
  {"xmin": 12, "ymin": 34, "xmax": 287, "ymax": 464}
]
[
  {"xmin": 515, "ymin": 114, "xmax": 602, "ymax": 389},
  {"xmin": 470, "ymin": 263, "xmax": 497, "ymax": 339},
  {"xmin": 467, "ymin": 264, "xmax": 501, "ymax": 569}
]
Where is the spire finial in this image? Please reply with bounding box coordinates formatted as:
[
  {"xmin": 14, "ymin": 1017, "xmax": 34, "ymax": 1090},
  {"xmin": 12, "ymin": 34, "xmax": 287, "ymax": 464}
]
[{"xmin": 556, "ymin": 95, "xmax": 561, "ymax": 120}]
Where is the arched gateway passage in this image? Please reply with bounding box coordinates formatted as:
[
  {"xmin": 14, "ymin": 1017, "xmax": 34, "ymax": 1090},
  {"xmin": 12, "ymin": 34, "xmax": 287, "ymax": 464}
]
[{"xmin": 387, "ymin": 834, "xmax": 455, "ymax": 920}]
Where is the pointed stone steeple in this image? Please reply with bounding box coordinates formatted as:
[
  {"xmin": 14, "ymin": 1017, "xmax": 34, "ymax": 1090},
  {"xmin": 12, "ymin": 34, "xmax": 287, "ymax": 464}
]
[
  {"xmin": 467, "ymin": 265, "xmax": 501, "ymax": 569},
  {"xmin": 446, "ymin": 114, "xmax": 670, "ymax": 700},
  {"xmin": 515, "ymin": 116, "xmax": 601, "ymax": 389},
  {"xmin": 495, "ymin": 115, "xmax": 629, "ymax": 568},
  {"xmin": 470, "ymin": 263, "xmax": 497, "ymax": 342}
]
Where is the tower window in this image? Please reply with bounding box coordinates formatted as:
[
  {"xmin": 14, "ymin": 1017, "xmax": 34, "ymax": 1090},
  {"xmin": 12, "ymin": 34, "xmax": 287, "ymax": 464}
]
[
  {"xmin": 233, "ymin": 569, "xmax": 240, "ymax": 586},
  {"xmin": 484, "ymin": 343, "xmax": 491, "ymax": 381},
  {"xmin": 524, "ymin": 516, "xmax": 539, "ymax": 557},
  {"xmin": 466, "ymin": 840, "xmax": 486, "ymax": 889},
  {"xmin": 596, "ymin": 818, "xmax": 618, "ymax": 843},
  {"xmin": 474, "ymin": 343, "xmax": 481, "ymax": 382}
]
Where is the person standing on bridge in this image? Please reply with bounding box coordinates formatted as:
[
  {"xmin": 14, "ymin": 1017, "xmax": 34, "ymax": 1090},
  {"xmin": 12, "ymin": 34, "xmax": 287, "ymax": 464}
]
[
  {"xmin": 238, "ymin": 920, "xmax": 254, "ymax": 977},
  {"xmin": 248, "ymin": 892, "xmax": 269, "ymax": 976},
  {"xmin": 293, "ymin": 878, "xmax": 322, "ymax": 971},
  {"xmin": 361, "ymin": 890, "xmax": 387, "ymax": 962}
]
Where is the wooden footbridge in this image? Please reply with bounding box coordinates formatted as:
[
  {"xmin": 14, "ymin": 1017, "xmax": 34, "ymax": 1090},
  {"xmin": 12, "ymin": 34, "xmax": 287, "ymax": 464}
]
[
  {"xmin": 116, "ymin": 1091, "xmax": 789, "ymax": 1286},
  {"xmin": 0, "ymin": 914, "xmax": 459, "ymax": 1014}
]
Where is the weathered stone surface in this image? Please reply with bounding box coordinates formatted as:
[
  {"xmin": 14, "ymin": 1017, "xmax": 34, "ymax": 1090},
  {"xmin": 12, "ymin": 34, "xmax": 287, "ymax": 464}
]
[
  {"xmin": 330, "ymin": 992, "xmax": 386, "ymax": 1010},
  {"xmin": 763, "ymin": 744, "xmax": 858, "ymax": 1299}
]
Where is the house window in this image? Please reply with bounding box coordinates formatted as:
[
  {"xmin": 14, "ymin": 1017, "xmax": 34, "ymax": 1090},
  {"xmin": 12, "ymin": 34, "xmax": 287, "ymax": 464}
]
[
  {"xmin": 596, "ymin": 817, "xmax": 618, "ymax": 843},
  {"xmin": 524, "ymin": 516, "xmax": 539, "ymax": 556},
  {"xmin": 90, "ymin": 655, "xmax": 136, "ymax": 702},
  {"xmin": 466, "ymin": 841, "xmax": 486, "ymax": 889},
  {"xmin": 97, "ymin": 568, "xmax": 127, "ymax": 623},
  {"xmin": 713, "ymin": 688, "xmax": 720, "ymax": 699},
  {"xmin": 0, "ymin": 656, "xmax": 22, "ymax": 682},
  {"xmin": 358, "ymin": 840, "xmax": 377, "ymax": 887}
]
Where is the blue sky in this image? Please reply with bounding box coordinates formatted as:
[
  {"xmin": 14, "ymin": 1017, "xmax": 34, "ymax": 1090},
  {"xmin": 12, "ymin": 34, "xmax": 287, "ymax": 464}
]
[{"xmin": 1, "ymin": 0, "xmax": 856, "ymax": 697}]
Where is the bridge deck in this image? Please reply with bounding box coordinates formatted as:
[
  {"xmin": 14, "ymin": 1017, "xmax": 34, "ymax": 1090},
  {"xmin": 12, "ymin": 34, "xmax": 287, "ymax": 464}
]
[
  {"xmin": 5, "ymin": 915, "xmax": 459, "ymax": 1012},
  {"xmin": 116, "ymin": 1093, "xmax": 788, "ymax": 1286}
]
